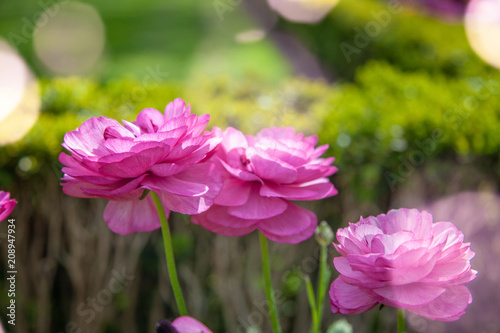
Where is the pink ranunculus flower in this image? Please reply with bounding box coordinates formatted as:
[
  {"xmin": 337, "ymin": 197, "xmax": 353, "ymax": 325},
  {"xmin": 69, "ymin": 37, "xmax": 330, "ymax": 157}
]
[
  {"xmin": 0, "ymin": 191, "xmax": 16, "ymax": 222},
  {"xmin": 59, "ymin": 99, "xmax": 222, "ymax": 234},
  {"xmin": 191, "ymin": 127, "xmax": 338, "ymax": 244},
  {"xmin": 156, "ymin": 317, "xmax": 212, "ymax": 333},
  {"xmin": 329, "ymin": 208, "xmax": 477, "ymax": 321}
]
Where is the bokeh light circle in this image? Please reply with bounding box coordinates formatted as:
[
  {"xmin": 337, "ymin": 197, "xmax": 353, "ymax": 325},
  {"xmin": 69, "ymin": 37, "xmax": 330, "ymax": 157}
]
[
  {"xmin": 267, "ymin": 0, "xmax": 339, "ymax": 23},
  {"xmin": 465, "ymin": 0, "xmax": 500, "ymax": 69},
  {"xmin": 33, "ymin": 1, "xmax": 105, "ymax": 75},
  {"xmin": 0, "ymin": 39, "xmax": 40, "ymax": 145}
]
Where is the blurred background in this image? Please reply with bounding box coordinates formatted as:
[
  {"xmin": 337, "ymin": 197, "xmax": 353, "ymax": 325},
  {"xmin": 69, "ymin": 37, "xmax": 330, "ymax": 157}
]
[{"xmin": 1, "ymin": 0, "xmax": 500, "ymax": 332}]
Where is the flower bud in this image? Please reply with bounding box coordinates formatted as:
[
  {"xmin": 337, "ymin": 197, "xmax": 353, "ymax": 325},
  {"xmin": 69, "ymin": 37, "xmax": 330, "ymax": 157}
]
[{"xmin": 315, "ymin": 220, "xmax": 334, "ymax": 246}]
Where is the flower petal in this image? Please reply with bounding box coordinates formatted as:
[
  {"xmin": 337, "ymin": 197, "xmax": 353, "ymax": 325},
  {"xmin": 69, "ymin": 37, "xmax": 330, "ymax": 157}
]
[
  {"xmin": 103, "ymin": 195, "xmax": 163, "ymax": 235},
  {"xmin": 164, "ymin": 98, "xmax": 190, "ymax": 119},
  {"xmin": 374, "ymin": 283, "xmax": 446, "ymax": 308},
  {"xmin": 407, "ymin": 286, "xmax": 473, "ymax": 321},
  {"xmin": 135, "ymin": 108, "xmax": 164, "ymax": 133},
  {"xmin": 260, "ymin": 179, "xmax": 337, "ymax": 200},
  {"xmin": 149, "ymin": 163, "xmax": 190, "ymax": 177},
  {"xmin": 227, "ymin": 186, "xmax": 287, "ymax": 219},
  {"xmin": 378, "ymin": 209, "xmax": 434, "ymax": 238},
  {"xmin": 329, "ymin": 277, "xmax": 378, "ymax": 314},
  {"xmin": 98, "ymin": 147, "xmax": 167, "ymax": 178},
  {"xmin": 82, "ymin": 174, "xmax": 147, "ymax": 199},
  {"xmin": 0, "ymin": 192, "xmax": 16, "ymax": 222},
  {"xmin": 218, "ymin": 159, "xmax": 262, "ymax": 182},
  {"xmin": 246, "ymin": 147, "xmax": 298, "ymax": 184},
  {"xmin": 172, "ymin": 316, "xmax": 213, "ymax": 333},
  {"xmin": 191, "ymin": 209, "xmax": 257, "ymax": 237},
  {"xmin": 295, "ymin": 161, "xmax": 337, "ymax": 183},
  {"xmin": 257, "ymin": 203, "xmax": 317, "ymax": 243},
  {"xmin": 63, "ymin": 117, "xmax": 121, "ymax": 156},
  {"xmin": 144, "ymin": 175, "xmax": 209, "ymax": 197},
  {"xmin": 214, "ymin": 176, "xmax": 252, "ymax": 207},
  {"xmin": 148, "ymin": 163, "xmax": 222, "ymax": 215},
  {"xmin": 260, "ymin": 219, "xmax": 316, "ymax": 244},
  {"xmin": 218, "ymin": 127, "xmax": 248, "ymax": 152}
]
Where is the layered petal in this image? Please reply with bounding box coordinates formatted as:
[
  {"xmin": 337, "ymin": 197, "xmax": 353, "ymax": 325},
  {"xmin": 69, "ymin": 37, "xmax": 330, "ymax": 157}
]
[
  {"xmin": 407, "ymin": 286, "xmax": 473, "ymax": 321},
  {"xmin": 145, "ymin": 163, "xmax": 222, "ymax": 215},
  {"xmin": 330, "ymin": 208, "xmax": 476, "ymax": 321},
  {"xmin": 374, "ymin": 283, "xmax": 446, "ymax": 308},
  {"xmin": 103, "ymin": 195, "xmax": 163, "ymax": 234},
  {"xmin": 191, "ymin": 208, "xmax": 258, "ymax": 237},
  {"xmin": 257, "ymin": 203, "xmax": 317, "ymax": 243},
  {"xmin": 329, "ymin": 277, "xmax": 378, "ymax": 314},
  {"xmin": 247, "ymin": 147, "xmax": 298, "ymax": 184},
  {"xmin": 60, "ymin": 98, "xmax": 221, "ymax": 234},
  {"xmin": 214, "ymin": 176, "xmax": 252, "ymax": 207},
  {"xmin": 164, "ymin": 98, "xmax": 191, "ymax": 119},
  {"xmin": 171, "ymin": 316, "xmax": 213, "ymax": 333},
  {"xmin": 260, "ymin": 179, "xmax": 337, "ymax": 200},
  {"xmin": 194, "ymin": 126, "xmax": 337, "ymax": 244},
  {"xmin": 227, "ymin": 187, "xmax": 288, "ymax": 220}
]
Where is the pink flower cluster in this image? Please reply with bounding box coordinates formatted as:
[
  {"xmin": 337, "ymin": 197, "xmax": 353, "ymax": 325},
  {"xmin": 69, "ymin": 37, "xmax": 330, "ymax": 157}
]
[
  {"xmin": 59, "ymin": 99, "xmax": 222, "ymax": 235},
  {"xmin": 60, "ymin": 99, "xmax": 337, "ymax": 243},
  {"xmin": 192, "ymin": 127, "xmax": 338, "ymax": 243},
  {"xmin": 59, "ymin": 99, "xmax": 477, "ymax": 323},
  {"xmin": 329, "ymin": 208, "xmax": 477, "ymax": 321}
]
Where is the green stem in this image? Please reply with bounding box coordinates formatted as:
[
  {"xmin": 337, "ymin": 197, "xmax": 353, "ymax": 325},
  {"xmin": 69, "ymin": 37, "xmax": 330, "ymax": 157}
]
[
  {"xmin": 397, "ymin": 308, "xmax": 405, "ymax": 333},
  {"xmin": 150, "ymin": 191, "xmax": 188, "ymax": 316},
  {"xmin": 259, "ymin": 232, "xmax": 283, "ymax": 333},
  {"xmin": 304, "ymin": 276, "xmax": 319, "ymax": 333},
  {"xmin": 316, "ymin": 244, "xmax": 330, "ymax": 328}
]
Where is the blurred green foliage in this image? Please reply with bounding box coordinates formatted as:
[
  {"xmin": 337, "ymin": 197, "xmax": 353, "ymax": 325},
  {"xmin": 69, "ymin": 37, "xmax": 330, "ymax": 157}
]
[
  {"xmin": 1, "ymin": 58, "xmax": 499, "ymax": 198},
  {"xmin": 0, "ymin": 0, "xmax": 290, "ymax": 81},
  {"xmin": 2, "ymin": 0, "xmax": 498, "ymax": 186},
  {"xmin": 282, "ymin": 0, "xmax": 492, "ymax": 81}
]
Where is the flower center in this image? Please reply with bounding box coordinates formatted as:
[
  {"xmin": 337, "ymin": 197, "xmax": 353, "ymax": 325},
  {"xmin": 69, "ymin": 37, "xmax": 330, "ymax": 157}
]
[{"xmin": 240, "ymin": 155, "xmax": 251, "ymax": 168}]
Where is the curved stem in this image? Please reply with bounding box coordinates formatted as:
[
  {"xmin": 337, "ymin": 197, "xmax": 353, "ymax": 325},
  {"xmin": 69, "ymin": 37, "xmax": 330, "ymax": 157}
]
[
  {"xmin": 259, "ymin": 232, "xmax": 283, "ymax": 333},
  {"xmin": 397, "ymin": 308, "xmax": 405, "ymax": 333},
  {"xmin": 304, "ymin": 276, "xmax": 319, "ymax": 333},
  {"xmin": 150, "ymin": 191, "xmax": 188, "ymax": 316},
  {"xmin": 316, "ymin": 244, "xmax": 330, "ymax": 328}
]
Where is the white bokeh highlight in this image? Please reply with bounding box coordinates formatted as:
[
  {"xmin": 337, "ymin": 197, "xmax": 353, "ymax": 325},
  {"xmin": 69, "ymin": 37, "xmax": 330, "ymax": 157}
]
[
  {"xmin": 465, "ymin": 0, "xmax": 500, "ymax": 69},
  {"xmin": 267, "ymin": 0, "xmax": 339, "ymax": 23},
  {"xmin": 33, "ymin": 1, "xmax": 105, "ymax": 75},
  {"xmin": 0, "ymin": 40, "xmax": 40, "ymax": 145}
]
